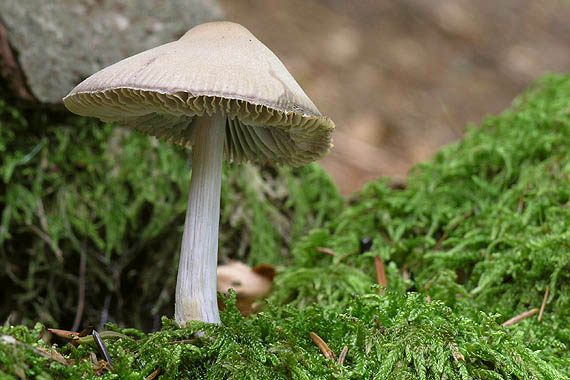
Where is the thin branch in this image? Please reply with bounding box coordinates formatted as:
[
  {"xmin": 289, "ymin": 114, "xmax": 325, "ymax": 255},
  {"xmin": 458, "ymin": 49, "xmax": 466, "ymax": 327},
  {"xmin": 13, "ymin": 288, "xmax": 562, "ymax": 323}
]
[
  {"xmin": 310, "ymin": 332, "xmax": 335, "ymax": 360},
  {"xmin": 146, "ymin": 367, "xmax": 162, "ymax": 380},
  {"xmin": 538, "ymin": 285, "xmax": 550, "ymax": 322},
  {"xmin": 316, "ymin": 247, "xmax": 336, "ymax": 256},
  {"xmin": 502, "ymin": 308, "xmax": 538, "ymax": 327},
  {"xmin": 375, "ymin": 256, "xmax": 388, "ymax": 293}
]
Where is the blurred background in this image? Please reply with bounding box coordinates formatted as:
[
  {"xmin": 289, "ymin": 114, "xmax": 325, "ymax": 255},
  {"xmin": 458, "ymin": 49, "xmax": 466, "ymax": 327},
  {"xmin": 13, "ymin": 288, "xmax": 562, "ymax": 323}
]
[{"xmin": 221, "ymin": 0, "xmax": 570, "ymax": 194}]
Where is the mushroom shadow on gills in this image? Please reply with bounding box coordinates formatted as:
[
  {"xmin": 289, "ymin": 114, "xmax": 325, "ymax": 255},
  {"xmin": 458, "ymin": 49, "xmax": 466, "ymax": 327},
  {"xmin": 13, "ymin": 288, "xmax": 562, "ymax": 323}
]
[{"xmin": 62, "ymin": 21, "xmax": 335, "ymax": 325}]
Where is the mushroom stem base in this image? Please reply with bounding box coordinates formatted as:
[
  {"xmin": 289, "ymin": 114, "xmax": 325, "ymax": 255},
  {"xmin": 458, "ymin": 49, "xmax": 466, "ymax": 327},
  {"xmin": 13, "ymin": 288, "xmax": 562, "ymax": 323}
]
[{"xmin": 175, "ymin": 112, "xmax": 226, "ymax": 325}]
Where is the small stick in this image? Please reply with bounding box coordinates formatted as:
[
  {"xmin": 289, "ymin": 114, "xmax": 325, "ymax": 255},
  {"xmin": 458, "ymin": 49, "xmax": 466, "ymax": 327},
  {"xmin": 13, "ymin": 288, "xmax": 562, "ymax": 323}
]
[
  {"xmin": 538, "ymin": 285, "xmax": 550, "ymax": 322},
  {"xmin": 146, "ymin": 367, "xmax": 162, "ymax": 380},
  {"xmin": 375, "ymin": 256, "xmax": 388, "ymax": 294},
  {"xmin": 316, "ymin": 247, "xmax": 336, "ymax": 256},
  {"xmin": 310, "ymin": 332, "xmax": 335, "ymax": 360},
  {"xmin": 502, "ymin": 308, "xmax": 538, "ymax": 327},
  {"xmin": 337, "ymin": 346, "xmax": 348, "ymax": 366}
]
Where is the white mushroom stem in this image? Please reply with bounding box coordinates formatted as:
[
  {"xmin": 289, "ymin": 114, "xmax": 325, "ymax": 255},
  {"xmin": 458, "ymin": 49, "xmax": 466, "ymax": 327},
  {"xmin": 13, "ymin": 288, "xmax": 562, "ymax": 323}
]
[{"xmin": 175, "ymin": 112, "xmax": 226, "ymax": 325}]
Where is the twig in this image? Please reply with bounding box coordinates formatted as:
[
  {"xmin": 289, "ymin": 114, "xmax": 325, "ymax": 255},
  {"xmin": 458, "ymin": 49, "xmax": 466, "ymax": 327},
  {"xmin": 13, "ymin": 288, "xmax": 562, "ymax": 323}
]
[
  {"xmin": 538, "ymin": 286, "xmax": 550, "ymax": 322},
  {"xmin": 310, "ymin": 332, "xmax": 335, "ymax": 360},
  {"xmin": 337, "ymin": 346, "xmax": 348, "ymax": 366},
  {"xmin": 375, "ymin": 256, "xmax": 388, "ymax": 294},
  {"xmin": 146, "ymin": 367, "xmax": 162, "ymax": 379},
  {"xmin": 72, "ymin": 249, "xmax": 87, "ymax": 332},
  {"xmin": 316, "ymin": 247, "xmax": 336, "ymax": 256},
  {"xmin": 502, "ymin": 308, "xmax": 538, "ymax": 326}
]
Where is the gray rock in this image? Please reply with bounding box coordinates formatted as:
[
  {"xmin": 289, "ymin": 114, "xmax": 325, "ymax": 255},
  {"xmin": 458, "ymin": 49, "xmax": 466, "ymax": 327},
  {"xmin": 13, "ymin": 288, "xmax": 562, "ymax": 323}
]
[{"xmin": 0, "ymin": 0, "xmax": 223, "ymax": 103}]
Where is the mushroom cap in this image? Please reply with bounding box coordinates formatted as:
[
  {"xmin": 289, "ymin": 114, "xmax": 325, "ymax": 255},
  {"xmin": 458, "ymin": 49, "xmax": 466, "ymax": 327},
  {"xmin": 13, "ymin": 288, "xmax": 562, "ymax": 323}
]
[{"xmin": 63, "ymin": 21, "xmax": 334, "ymax": 166}]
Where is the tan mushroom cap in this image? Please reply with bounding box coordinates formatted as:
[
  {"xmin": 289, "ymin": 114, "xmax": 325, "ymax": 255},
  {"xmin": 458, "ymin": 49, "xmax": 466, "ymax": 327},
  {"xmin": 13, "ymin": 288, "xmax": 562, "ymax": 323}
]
[{"xmin": 63, "ymin": 21, "xmax": 334, "ymax": 166}]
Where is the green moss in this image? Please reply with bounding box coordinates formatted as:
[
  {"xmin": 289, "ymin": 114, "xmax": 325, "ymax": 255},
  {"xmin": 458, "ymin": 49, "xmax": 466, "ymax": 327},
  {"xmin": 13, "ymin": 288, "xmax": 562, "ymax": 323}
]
[
  {"xmin": 269, "ymin": 74, "xmax": 570, "ymax": 376},
  {"xmin": 0, "ymin": 98, "xmax": 342, "ymax": 330},
  {"xmin": 2, "ymin": 74, "xmax": 570, "ymax": 378},
  {"xmin": 0, "ymin": 292, "xmax": 564, "ymax": 379}
]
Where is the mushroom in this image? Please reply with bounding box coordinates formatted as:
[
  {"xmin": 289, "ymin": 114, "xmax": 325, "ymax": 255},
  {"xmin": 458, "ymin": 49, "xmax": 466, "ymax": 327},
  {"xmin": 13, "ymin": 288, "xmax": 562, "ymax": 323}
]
[{"xmin": 63, "ymin": 21, "xmax": 334, "ymax": 325}]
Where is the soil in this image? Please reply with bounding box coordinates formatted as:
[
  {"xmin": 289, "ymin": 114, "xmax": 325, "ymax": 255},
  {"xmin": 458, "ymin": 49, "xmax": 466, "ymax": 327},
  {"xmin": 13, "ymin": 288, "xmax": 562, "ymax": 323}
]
[{"xmin": 219, "ymin": 0, "xmax": 570, "ymax": 194}]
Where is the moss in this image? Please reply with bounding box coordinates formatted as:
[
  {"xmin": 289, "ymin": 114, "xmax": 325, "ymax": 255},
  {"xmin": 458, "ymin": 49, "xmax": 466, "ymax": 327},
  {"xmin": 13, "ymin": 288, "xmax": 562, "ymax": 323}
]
[
  {"xmin": 0, "ymin": 98, "xmax": 342, "ymax": 330},
  {"xmin": 0, "ymin": 292, "xmax": 564, "ymax": 379},
  {"xmin": 269, "ymin": 74, "xmax": 570, "ymax": 376},
  {"xmin": 2, "ymin": 74, "xmax": 570, "ymax": 378}
]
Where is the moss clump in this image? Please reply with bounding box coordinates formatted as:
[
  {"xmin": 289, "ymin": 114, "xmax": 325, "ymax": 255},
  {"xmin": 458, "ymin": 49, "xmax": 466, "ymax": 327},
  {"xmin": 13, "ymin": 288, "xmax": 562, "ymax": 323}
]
[
  {"xmin": 269, "ymin": 74, "xmax": 570, "ymax": 376},
  {"xmin": 1, "ymin": 292, "xmax": 564, "ymax": 379},
  {"xmin": 2, "ymin": 74, "xmax": 570, "ymax": 379}
]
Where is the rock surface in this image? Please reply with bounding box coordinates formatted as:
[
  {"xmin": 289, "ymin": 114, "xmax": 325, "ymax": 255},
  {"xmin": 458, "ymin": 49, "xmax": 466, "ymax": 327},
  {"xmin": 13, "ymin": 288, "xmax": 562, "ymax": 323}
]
[{"xmin": 0, "ymin": 0, "xmax": 223, "ymax": 103}]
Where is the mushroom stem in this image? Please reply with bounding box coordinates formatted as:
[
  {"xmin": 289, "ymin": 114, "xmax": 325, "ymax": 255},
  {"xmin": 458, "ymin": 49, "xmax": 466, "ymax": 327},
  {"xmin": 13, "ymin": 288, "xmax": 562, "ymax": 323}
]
[{"xmin": 175, "ymin": 112, "xmax": 226, "ymax": 325}]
